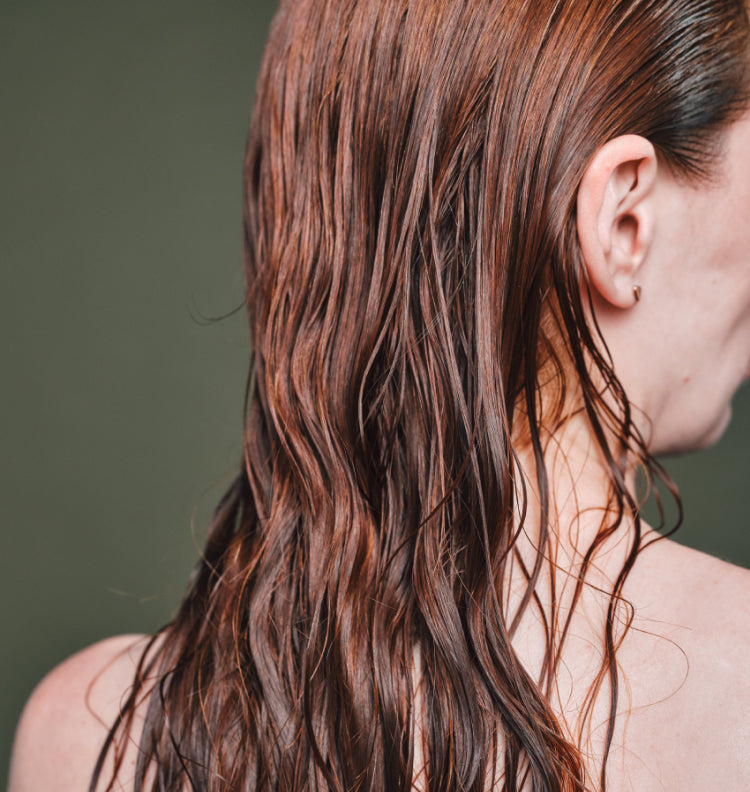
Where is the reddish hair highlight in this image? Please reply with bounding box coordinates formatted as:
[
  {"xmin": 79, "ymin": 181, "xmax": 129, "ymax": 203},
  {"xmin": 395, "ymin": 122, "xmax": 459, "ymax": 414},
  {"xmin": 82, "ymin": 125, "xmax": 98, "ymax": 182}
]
[{"xmin": 95, "ymin": 1, "xmax": 748, "ymax": 790}]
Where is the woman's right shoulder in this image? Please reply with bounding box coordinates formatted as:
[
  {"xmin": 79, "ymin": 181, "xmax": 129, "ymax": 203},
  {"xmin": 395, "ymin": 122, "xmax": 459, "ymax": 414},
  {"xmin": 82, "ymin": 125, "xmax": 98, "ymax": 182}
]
[{"xmin": 8, "ymin": 633, "xmax": 152, "ymax": 792}]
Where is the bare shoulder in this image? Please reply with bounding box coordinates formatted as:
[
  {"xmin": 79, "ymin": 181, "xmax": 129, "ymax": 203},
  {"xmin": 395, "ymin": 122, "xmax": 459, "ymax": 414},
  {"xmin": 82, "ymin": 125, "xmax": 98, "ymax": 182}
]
[
  {"xmin": 8, "ymin": 634, "xmax": 151, "ymax": 792},
  {"xmin": 621, "ymin": 536, "xmax": 750, "ymax": 788},
  {"xmin": 633, "ymin": 535, "xmax": 750, "ymax": 644},
  {"xmin": 656, "ymin": 539, "xmax": 750, "ymax": 695}
]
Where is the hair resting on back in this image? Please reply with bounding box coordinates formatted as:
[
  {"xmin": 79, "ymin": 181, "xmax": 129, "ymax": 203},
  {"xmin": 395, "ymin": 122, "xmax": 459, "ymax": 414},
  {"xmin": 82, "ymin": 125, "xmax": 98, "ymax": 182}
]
[{"xmin": 94, "ymin": 1, "xmax": 749, "ymax": 790}]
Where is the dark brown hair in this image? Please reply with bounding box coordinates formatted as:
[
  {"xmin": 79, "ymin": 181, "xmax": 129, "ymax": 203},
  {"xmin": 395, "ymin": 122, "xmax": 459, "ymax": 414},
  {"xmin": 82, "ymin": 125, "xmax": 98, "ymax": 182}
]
[{"xmin": 95, "ymin": 1, "xmax": 748, "ymax": 790}]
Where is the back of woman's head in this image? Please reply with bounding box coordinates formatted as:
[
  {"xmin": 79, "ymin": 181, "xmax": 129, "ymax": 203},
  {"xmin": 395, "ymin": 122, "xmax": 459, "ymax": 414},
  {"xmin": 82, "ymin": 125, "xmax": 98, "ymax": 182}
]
[{"xmin": 98, "ymin": 2, "xmax": 749, "ymax": 791}]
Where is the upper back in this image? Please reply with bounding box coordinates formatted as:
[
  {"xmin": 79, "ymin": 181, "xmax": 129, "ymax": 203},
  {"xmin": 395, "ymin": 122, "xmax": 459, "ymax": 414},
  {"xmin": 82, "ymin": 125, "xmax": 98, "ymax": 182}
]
[{"xmin": 8, "ymin": 539, "xmax": 750, "ymax": 792}]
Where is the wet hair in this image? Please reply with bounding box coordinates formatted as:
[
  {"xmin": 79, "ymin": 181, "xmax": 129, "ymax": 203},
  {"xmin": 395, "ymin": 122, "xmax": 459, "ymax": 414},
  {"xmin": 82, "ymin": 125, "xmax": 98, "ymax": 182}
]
[{"xmin": 94, "ymin": 1, "xmax": 748, "ymax": 790}]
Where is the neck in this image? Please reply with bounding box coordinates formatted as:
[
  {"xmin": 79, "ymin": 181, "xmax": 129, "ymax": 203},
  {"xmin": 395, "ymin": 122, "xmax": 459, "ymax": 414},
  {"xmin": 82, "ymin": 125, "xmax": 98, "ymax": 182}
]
[{"xmin": 506, "ymin": 411, "xmax": 648, "ymax": 637}]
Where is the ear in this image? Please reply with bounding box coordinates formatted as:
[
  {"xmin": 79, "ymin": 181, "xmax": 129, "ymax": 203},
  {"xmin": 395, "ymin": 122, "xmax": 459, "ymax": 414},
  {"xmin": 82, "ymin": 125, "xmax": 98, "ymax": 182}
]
[{"xmin": 576, "ymin": 135, "xmax": 657, "ymax": 308}]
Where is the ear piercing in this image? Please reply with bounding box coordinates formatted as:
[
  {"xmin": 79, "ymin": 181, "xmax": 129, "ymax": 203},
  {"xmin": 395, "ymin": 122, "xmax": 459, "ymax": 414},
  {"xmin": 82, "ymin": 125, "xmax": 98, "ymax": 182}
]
[{"xmin": 633, "ymin": 285, "xmax": 642, "ymax": 302}]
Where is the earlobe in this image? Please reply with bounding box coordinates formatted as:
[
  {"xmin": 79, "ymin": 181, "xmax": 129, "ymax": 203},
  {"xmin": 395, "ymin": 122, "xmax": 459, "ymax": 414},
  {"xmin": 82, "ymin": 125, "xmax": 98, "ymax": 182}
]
[{"xmin": 576, "ymin": 135, "xmax": 657, "ymax": 309}]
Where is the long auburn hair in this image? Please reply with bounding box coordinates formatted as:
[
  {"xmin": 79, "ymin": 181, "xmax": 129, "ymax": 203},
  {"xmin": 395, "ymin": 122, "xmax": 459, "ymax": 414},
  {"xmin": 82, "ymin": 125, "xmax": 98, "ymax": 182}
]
[{"xmin": 94, "ymin": 1, "xmax": 749, "ymax": 790}]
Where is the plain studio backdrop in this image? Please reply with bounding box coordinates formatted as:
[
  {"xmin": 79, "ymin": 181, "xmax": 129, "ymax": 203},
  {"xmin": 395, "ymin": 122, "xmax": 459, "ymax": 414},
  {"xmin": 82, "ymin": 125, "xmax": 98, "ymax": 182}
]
[{"xmin": 2, "ymin": 1, "xmax": 749, "ymax": 785}]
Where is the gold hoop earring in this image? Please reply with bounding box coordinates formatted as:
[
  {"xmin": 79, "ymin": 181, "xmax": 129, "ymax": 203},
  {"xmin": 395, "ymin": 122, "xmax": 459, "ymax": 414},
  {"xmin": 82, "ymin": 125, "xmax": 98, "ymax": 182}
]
[{"xmin": 633, "ymin": 285, "xmax": 642, "ymax": 303}]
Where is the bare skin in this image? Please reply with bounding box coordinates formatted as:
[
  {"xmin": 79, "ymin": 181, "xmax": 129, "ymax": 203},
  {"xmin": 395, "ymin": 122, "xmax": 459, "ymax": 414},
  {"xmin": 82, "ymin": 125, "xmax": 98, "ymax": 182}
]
[
  {"xmin": 7, "ymin": 534, "xmax": 750, "ymax": 791},
  {"xmin": 8, "ymin": 634, "xmax": 149, "ymax": 792},
  {"xmin": 610, "ymin": 538, "xmax": 750, "ymax": 790}
]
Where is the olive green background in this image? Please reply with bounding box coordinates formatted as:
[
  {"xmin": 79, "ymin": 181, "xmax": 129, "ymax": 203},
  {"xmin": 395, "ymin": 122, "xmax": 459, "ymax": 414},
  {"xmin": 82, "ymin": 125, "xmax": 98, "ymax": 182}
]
[{"xmin": 2, "ymin": 1, "xmax": 749, "ymax": 785}]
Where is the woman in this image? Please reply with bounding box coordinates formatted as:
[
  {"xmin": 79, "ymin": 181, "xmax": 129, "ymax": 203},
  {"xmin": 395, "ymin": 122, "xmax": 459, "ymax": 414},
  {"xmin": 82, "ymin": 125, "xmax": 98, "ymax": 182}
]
[{"xmin": 9, "ymin": 0, "xmax": 750, "ymax": 790}]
